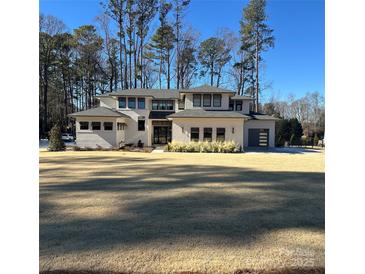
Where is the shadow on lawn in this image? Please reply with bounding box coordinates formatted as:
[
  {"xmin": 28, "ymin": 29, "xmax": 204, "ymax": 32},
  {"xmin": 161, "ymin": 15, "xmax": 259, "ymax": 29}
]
[{"xmin": 39, "ymin": 156, "xmax": 324, "ymax": 256}]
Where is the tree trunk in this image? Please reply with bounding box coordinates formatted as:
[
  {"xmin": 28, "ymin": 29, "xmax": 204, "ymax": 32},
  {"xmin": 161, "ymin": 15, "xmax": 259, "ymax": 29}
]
[
  {"xmin": 255, "ymin": 36, "xmax": 259, "ymax": 112},
  {"xmin": 210, "ymin": 62, "xmax": 214, "ymax": 86}
]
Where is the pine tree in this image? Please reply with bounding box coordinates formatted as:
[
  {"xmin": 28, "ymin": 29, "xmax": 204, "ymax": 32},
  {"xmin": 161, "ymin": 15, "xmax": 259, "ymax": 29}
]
[{"xmin": 241, "ymin": 0, "xmax": 274, "ymax": 112}]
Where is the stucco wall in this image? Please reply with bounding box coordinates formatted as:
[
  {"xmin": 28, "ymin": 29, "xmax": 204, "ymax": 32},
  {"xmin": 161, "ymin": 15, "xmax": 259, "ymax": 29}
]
[
  {"xmin": 99, "ymin": 97, "xmax": 117, "ymax": 108},
  {"xmin": 75, "ymin": 117, "xmax": 120, "ymax": 148},
  {"xmin": 171, "ymin": 118, "xmax": 245, "ymax": 148},
  {"xmin": 244, "ymin": 120, "xmax": 276, "ymax": 147}
]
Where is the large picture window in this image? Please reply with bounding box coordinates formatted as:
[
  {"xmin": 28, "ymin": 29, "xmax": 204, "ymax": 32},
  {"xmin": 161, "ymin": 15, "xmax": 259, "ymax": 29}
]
[
  {"xmin": 203, "ymin": 94, "xmax": 212, "ymax": 107},
  {"xmin": 104, "ymin": 122, "xmax": 113, "ymax": 130},
  {"xmin": 118, "ymin": 97, "xmax": 126, "ymax": 108},
  {"xmin": 138, "ymin": 98, "xmax": 145, "ymax": 109},
  {"xmin": 213, "ymin": 94, "xmax": 222, "ymax": 107},
  {"xmin": 190, "ymin": 127, "xmax": 199, "ymax": 142},
  {"xmin": 193, "ymin": 94, "xmax": 201, "ymax": 107},
  {"xmin": 203, "ymin": 128, "xmax": 212, "ymax": 142},
  {"xmin": 216, "ymin": 128, "xmax": 225, "ymax": 142},
  {"xmin": 91, "ymin": 122, "xmax": 101, "ymax": 130},
  {"xmin": 128, "ymin": 97, "xmax": 136, "ymax": 109},
  {"xmin": 79, "ymin": 122, "xmax": 89, "ymax": 130}
]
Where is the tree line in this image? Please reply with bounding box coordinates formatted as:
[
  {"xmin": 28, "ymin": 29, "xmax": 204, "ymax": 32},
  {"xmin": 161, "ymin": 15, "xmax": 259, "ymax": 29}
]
[{"xmin": 39, "ymin": 0, "xmax": 276, "ymax": 136}]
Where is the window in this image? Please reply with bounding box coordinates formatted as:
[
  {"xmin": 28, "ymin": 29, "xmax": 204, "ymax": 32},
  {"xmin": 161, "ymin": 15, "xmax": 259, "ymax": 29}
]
[
  {"xmin": 138, "ymin": 120, "xmax": 145, "ymax": 131},
  {"xmin": 193, "ymin": 94, "xmax": 201, "ymax": 107},
  {"xmin": 91, "ymin": 122, "xmax": 101, "ymax": 130},
  {"xmin": 178, "ymin": 95, "xmax": 185, "ymax": 110},
  {"xmin": 216, "ymin": 128, "xmax": 225, "ymax": 142},
  {"xmin": 117, "ymin": 123, "xmax": 125, "ymax": 130},
  {"xmin": 151, "ymin": 100, "xmax": 174, "ymax": 110},
  {"xmin": 190, "ymin": 127, "xmax": 199, "ymax": 142},
  {"xmin": 128, "ymin": 97, "xmax": 136, "ymax": 109},
  {"xmin": 118, "ymin": 97, "xmax": 126, "ymax": 108},
  {"xmin": 79, "ymin": 121, "xmax": 89, "ymax": 130},
  {"xmin": 229, "ymin": 99, "xmax": 234, "ymax": 111},
  {"xmin": 203, "ymin": 128, "xmax": 212, "ymax": 142},
  {"xmin": 213, "ymin": 94, "xmax": 222, "ymax": 107},
  {"xmin": 203, "ymin": 94, "xmax": 212, "ymax": 107},
  {"xmin": 138, "ymin": 98, "xmax": 145, "ymax": 109},
  {"xmin": 235, "ymin": 100, "xmax": 242, "ymax": 111},
  {"xmin": 104, "ymin": 122, "xmax": 113, "ymax": 130}
]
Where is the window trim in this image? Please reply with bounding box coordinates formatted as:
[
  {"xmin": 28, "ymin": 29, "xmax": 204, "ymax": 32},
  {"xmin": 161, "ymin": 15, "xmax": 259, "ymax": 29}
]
[
  {"xmin": 203, "ymin": 94, "xmax": 212, "ymax": 107},
  {"xmin": 91, "ymin": 121, "xmax": 101, "ymax": 130},
  {"xmin": 79, "ymin": 121, "xmax": 89, "ymax": 130},
  {"xmin": 118, "ymin": 97, "xmax": 126, "ymax": 108},
  {"xmin": 216, "ymin": 127, "xmax": 226, "ymax": 142},
  {"xmin": 117, "ymin": 122, "xmax": 125, "ymax": 131},
  {"xmin": 103, "ymin": 122, "xmax": 113, "ymax": 131},
  {"xmin": 137, "ymin": 97, "xmax": 145, "ymax": 109},
  {"xmin": 203, "ymin": 127, "xmax": 213, "ymax": 142},
  {"xmin": 190, "ymin": 127, "xmax": 200, "ymax": 142},
  {"xmin": 193, "ymin": 94, "xmax": 202, "ymax": 107},
  {"xmin": 128, "ymin": 97, "xmax": 136, "ymax": 109},
  {"xmin": 138, "ymin": 120, "xmax": 145, "ymax": 131},
  {"xmin": 213, "ymin": 94, "xmax": 222, "ymax": 107}
]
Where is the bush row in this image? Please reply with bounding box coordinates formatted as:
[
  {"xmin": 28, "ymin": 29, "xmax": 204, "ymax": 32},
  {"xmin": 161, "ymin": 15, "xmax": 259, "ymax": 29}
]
[{"xmin": 167, "ymin": 141, "xmax": 242, "ymax": 153}]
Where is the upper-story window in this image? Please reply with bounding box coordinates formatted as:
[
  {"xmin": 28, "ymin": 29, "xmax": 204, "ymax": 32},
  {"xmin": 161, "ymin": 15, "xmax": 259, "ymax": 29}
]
[
  {"xmin": 178, "ymin": 95, "xmax": 185, "ymax": 110},
  {"xmin": 203, "ymin": 94, "xmax": 212, "ymax": 107},
  {"xmin": 229, "ymin": 99, "xmax": 234, "ymax": 111},
  {"xmin": 128, "ymin": 97, "xmax": 136, "ymax": 109},
  {"xmin": 138, "ymin": 98, "xmax": 145, "ymax": 109},
  {"xmin": 213, "ymin": 94, "xmax": 222, "ymax": 107},
  {"xmin": 193, "ymin": 94, "xmax": 201, "ymax": 107},
  {"xmin": 118, "ymin": 97, "xmax": 126, "ymax": 108},
  {"xmin": 235, "ymin": 100, "xmax": 242, "ymax": 111},
  {"xmin": 152, "ymin": 100, "xmax": 174, "ymax": 110}
]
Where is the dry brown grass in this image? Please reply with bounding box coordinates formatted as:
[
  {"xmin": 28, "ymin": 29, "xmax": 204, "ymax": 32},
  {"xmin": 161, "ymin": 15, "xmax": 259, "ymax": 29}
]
[{"xmin": 39, "ymin": 150, "xmax": 324, "ymax": 273}]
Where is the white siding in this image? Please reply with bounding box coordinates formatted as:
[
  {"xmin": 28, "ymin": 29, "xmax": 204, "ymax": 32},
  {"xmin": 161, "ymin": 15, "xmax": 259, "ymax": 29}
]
[
  {"xmin": 171, "ymin": 118, "xmax": 245, "ymax": 148},
  {"xmin": 99, "ymin": 97, "xmax": 117, "ymax": 108},
  {"xmin": 244, "ymin": 120, "xmax": 276, "ymax": 147}
]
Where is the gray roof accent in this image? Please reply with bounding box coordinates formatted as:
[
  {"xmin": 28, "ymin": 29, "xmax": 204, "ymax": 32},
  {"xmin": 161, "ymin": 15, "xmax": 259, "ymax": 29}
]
[
  {"xmin": 230, "ymin": 95, "xmax": 255, "ymax": 100},
  {"xmin": 181, "ymin": 85, "xmax": 235, "ymax": 94},
  {"xmin": 248, "ymin": 113, "xmax": 280, "ymax": 121},
  {"xmin": 100, "ymin": 89, "xmax": 180, "ymax": 99},
  {"xmin": 167, "ymin": 109, "xmax": 249, "ymax": 119},
  {"xmin": 149, "ymin": 111, "xmax": 175, "ymax": 120},
  {"xmin": 68, "ymin": 107, "xmax": 130, "ymax": 118}
]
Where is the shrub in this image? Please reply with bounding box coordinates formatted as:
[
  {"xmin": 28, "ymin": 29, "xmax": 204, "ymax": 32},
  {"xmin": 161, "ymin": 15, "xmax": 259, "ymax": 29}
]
[
  {"xmin": 48, "ymin": 124, "xmax": 65, "ymax": 151},
  {"xmin": 167, "ymin": 140, "xmax": 239, "ymax": 153}
]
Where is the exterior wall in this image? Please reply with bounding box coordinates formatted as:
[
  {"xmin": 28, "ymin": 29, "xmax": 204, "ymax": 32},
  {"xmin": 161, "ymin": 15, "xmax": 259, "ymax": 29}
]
[
  {"xmin": 244, "ymin": 120, "xmax": 276, "ymax": 147},
  {"xmin": 184, "ymin": 93, "xmax": 231, "ymax": 110},
  {"xmin": 75, "ymin": 117, "xmax": 121, "ymax": 148},
  {"xmin": 99, "ymin": 97, "xmax": 117, "ymax": 108},
  {"xmin": 171, "ymin": 118, "xmax": 245, "ymax": 148}
]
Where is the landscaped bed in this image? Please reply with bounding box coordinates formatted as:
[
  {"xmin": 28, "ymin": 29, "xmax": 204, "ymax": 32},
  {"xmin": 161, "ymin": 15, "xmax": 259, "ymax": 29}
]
[{"xmin": 39, "ymin": 150, "xmax": 324, "ymax": 273}]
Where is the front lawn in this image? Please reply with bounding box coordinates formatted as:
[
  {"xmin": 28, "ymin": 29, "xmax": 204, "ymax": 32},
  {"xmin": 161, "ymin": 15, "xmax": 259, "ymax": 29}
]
[{"xmin": 39, "ymin": 150, "xmax": 324, "ymax": 273}]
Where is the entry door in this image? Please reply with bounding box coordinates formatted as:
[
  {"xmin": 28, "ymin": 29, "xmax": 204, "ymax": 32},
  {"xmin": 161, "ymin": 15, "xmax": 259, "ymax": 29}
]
[
  {"xmin": 248, "ymin": 129, "xmax": 269, "ymax": 147},
  {"xmin": 153, "ymin": 126, "xmax": 172, "ymax": 144}
]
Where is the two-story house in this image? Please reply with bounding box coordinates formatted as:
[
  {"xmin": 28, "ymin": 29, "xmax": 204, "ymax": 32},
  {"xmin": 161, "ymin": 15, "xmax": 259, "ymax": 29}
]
[{"xmin": 68, "ymin": 85, "xmax": 279, "ymax": 149}]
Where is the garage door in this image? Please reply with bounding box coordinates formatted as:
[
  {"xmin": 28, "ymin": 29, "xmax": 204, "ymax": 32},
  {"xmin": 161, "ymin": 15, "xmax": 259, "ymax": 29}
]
[{"xmin": 248, "ymin": 128, "xmax": 269, "ymax": 147}]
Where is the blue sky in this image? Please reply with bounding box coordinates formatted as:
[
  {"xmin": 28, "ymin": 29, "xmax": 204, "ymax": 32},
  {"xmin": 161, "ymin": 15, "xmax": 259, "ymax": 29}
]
[{"xmin": 40, "ymin": 0, "xmax": 324, "ymax": 101}]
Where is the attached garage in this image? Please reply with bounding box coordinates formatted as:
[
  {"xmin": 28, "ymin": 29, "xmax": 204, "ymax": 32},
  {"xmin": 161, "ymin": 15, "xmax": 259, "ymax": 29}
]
[
  {"xmin": 248, "ymin": 128, "xmax": 270, "ymax": 147},
  {"xmin": 244, "ymin": 114, "xmax": 279, "ymax": 147}
]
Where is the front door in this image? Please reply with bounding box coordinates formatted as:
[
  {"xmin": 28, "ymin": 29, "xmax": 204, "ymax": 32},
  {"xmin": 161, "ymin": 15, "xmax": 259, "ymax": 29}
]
[{"xmin": 153, "ymin": 126, "xmax": 172, "ymax": 144}]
